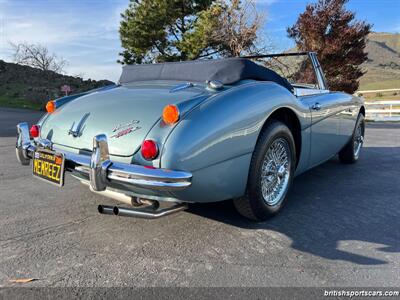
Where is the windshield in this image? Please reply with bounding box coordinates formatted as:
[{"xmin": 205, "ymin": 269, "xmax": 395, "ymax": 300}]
[{"xmin": 248, "ymin": 53, "xmax": 319, "ymax": 89}]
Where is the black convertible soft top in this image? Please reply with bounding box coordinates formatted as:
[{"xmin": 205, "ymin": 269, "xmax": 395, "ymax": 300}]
[{"xmin": 119, "ymin": 58, "xmax": 293, "ymax": 91}]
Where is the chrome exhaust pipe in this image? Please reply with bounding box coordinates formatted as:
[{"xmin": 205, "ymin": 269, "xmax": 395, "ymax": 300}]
[
  {"xmin": 98, "ymin": 205, "xmax": 114, "ymax": 215},
  {"xmin": 113, "ymin": 203, "xmax": 187, "ymax": 219}
]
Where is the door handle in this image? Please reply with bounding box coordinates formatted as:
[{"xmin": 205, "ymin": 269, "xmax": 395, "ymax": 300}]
[{"xmin": 311, "ymin": 102, "xmax": 322, "ymax": 111}]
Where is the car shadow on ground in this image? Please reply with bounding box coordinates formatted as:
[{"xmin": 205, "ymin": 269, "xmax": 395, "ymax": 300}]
[{"xmin": 186, "ymin": 146, "xmax": 400, "ymax": 266}]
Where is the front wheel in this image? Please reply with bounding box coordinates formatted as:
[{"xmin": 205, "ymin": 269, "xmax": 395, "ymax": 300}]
[
  {"xmin": 234, "ymin": 120, "xmax": 296, "ymax": 221},
  {"xmin": 339, "ymin": 113, "xmax": 365, "ymax": 164}
]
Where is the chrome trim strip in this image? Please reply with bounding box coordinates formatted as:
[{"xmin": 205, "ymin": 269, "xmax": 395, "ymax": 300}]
[
  {"xmin": 15, "ymin": 123, "xmax": 192, "ymax": 192},
  {"xmin": 90, "ymin": 134, "xmax": 112, "ymax": 191},
  {"xmin": 68, "ymin": 112, "xmax": 90, "ymax": 137},
  {"xmin": 16, "ymin": 122, "xmax": 32, "ymax": 165},
  {"xmin": 169, "ymin": 82, "xmax": 194, "ymax": 93},
  {"xmin": 108, "ymin": 173, "xmax": 192, "ymax": 189},
  {"xmin": 294, "ymin": 87, "xmax": 329, "ymax": 97},
  {"xmin": 309, "ymin": 52, "xmax": 328, "ymax": 90}
]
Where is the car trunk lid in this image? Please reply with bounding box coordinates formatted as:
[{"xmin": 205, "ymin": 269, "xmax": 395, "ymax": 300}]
[{"xmin": 40, "ymin": 83, "xmax": 210, "ymax": 156}]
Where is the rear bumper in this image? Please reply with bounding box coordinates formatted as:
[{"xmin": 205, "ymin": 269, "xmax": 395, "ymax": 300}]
[{"xmin": 16, "ymin": 122, "xmax": 192, "ymax": 192}]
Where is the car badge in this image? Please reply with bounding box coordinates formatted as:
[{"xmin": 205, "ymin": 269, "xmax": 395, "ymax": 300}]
[
  {"xmin": 111, "ymin": 120, "xmax": 141, "ymax": 139},
  {"xmin": 111, "ymin": 126, "xmax": 141, "ymax": 139},
  {"xmin": 112, "ymin": 120, "xmax": 140, "ymax": 132},
  {"xmin": 68, "ymin": 113, "xmax": 90, "ymax": 137}
]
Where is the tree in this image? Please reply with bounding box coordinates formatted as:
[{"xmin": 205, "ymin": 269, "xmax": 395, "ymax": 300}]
[
  {"xmin": 287, "ymin": 0, "xmax": 371, "ymax": 93},
  {"xmin": 210, "ymin": 0, "xmax": 264, "ymax": 57},
  {"xmin": 118, "ymin": 0, "xmax": 265, "ymax": 64},
  {"xmin": 10, "ymin": 42, "xmax": 68, "ymax": 73},
  {"xmin": 119, "ymin": 0, "xmax": 214, "ymax": 64}
]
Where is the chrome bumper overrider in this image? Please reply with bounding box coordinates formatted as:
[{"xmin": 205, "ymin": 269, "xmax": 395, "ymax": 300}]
[{"xmin": 16, "ymin": 122, "xmax": 192, "ymax": 192}]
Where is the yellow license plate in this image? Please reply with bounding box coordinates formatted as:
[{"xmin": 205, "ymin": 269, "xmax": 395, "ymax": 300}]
[{"xmin": 32, "ymin": 150, "xmax": 65, "ymax": 186}]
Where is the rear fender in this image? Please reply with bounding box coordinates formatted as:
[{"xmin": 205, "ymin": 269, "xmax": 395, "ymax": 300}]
[
  {"xmin": 160, "ymin": 81, "xmax": 310, "ymax": 202},
  {"xmin": 131, "ymin": 94, "xmax": 212, "ymax": 167}
]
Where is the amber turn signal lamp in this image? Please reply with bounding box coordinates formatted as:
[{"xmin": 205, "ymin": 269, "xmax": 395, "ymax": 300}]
[
  {"xmin": 46, "ymin": 100, "xmax": 56, "ymax": 113},
  {"xmin": 29, "ymin": 125, "xmax": 40, "ymax": 138},
  {"xmin": 162, "ymin": 104, "xmax": 179, "ymax": 125}
]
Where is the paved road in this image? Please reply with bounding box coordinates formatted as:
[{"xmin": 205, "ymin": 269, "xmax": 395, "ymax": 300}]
[
  {"xmin": 0, "ymin": 107, "xmax": 43, "ymax": 138},
  {"xmin": 0, "ymin": 108, "xmax": 399, "ymax": 287}
]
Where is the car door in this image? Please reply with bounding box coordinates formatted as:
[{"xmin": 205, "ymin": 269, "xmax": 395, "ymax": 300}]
[
  {"xmin": 294, "ymin": 53, "xmax": 343, "ymax": 168},
  {"xmin": 263, "ymin": 52, "xmax": 352, "ymax": 170},
  {"xmin": 300, "ymin": 93, "xmax": 342, "ymax": 168}
]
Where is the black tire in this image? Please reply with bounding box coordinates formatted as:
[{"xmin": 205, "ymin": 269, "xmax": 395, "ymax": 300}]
[
  {"xmin": 234, "ymin": 120, "xmax": 296, "ymax": 221},
  {"xmin": 338, "ymin": 113, "xmax": 365, "ymax": 164}
]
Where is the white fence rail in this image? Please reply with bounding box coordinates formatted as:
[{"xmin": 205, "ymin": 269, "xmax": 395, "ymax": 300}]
[
  {"xmin": 357, "ymin": 88, "xmax": 400, "ymax": 95},
  {"xmin": 365, "ymin": 100, "xmax": 400, "ymax": 121}
]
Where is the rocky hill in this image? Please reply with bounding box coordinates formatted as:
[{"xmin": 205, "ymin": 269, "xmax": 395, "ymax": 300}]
[
  {"xmin": 0, "ymin": 60, "xmax": 114, "ymax": 110},
  {"xmin": 360, "ymin": 32, "xmax": 400, "ymax": 90}
]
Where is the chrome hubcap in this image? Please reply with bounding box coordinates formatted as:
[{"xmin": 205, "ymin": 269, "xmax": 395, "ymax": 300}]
[
  {"xmin": 354, "ymin": 121, "xmax": 364, "ymax": 158},
  {"xmin": 261, "ymin": 138, "xmax": 291, "ymax": 206}
]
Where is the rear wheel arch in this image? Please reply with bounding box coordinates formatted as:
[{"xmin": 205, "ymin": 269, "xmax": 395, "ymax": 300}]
[
  {"xmin": 360, "ymin": 106, "xmax": 365, "ymax": 116},
  {"xmin": 235, "ymin": 119, "xmax": 296, "ymax": 221},
  {"xmin": 260, "ymin": 107, "xmax": 301, "ymax": 168}
]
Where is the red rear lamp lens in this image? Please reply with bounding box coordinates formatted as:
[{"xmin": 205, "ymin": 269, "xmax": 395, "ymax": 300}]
[
  {"xmin": 141, "ymin": 140, "xmax": 158, "ymax": 160},
  {"xmin": 29, "ymin": 125, "xmax": 40, "ymax": 138}
]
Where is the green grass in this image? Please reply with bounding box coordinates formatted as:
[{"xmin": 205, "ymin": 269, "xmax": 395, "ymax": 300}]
[
  {"xmin": 0, "ymin": 83, "xmax": 44, "ymax": 110},
  {"xmin": 363, "ymin": 94, "xmax": 400, "ymax": 101},
  {"xmin": 0, "ymin": 95, "xmax": 43, "ymax": 110},
  {"xmin": 359, "ymin": 79, "xmax": 400, "ymax": 91}
]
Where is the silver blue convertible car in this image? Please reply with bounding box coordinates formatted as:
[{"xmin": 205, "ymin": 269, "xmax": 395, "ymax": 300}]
[{"xmin": 16, "ymin": 52, "xmax": 365, "ymax": 221}]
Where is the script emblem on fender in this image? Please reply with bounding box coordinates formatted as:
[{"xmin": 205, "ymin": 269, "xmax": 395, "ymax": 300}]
[
  {"xmin": 111, "ymin": 120, "xmax": 141, "ymax": 138},
  {"xmin": 112, "ymin": 120, "xmax": 140, "ymax": 132}
]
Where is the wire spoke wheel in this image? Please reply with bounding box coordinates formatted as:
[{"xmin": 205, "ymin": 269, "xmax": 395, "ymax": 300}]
[
  {"xmin": 339, "ymin": 113, "xmax": 365, "ymax": 164},
  {"xmin": 234, "ymin": 120, "xmax": 295, "ymax": 221},
  {"xmin": 260, "ymin": 138, "xmax": 291, "ymax": 206},
  {"xmin": 353, "ymin": 120, "xmax": 364, "ymax": 158}
]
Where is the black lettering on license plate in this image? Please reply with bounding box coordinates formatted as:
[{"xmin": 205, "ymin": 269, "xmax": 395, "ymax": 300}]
[{"xmin": 32, "ymin": 150, "xmax": 65, "ymax": 186}]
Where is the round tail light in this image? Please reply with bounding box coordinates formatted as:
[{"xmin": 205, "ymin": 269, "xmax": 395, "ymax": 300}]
[
  {"xmin": 141, "ymin": 140, "xmax": 158, "ymax": 160},
  {"xmin": 29, "ymin": 125, "xmax": 40, "ymax": 138}
]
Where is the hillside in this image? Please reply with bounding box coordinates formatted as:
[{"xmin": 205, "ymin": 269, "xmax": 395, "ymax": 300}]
[
  {"xmin": 0, "ymin": 60, "xmax": 114, "ymax": 110},
  {"xmin": 360, "ymin": 32, "xmax": 400, "ymax": 90},
  {"xmin": 0, "ymin": 32, "xmax": 398, "ymax": 111},
  {"xmin": 282, "ymin": 32, "xmax": 400, "ymax": 91}
]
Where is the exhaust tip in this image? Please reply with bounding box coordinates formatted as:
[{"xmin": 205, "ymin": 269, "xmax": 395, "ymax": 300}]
[
  {"xmin": 98, "ymin": 205, "xmax": 114, "ymax": 215},
  {"xmin": 113, "ymin": 206, "xmax": 119, "ymax": 215}
]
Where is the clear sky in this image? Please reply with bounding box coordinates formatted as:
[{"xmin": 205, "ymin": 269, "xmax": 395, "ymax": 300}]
[{"xmin": 1, "ymin": 0, "xmax": 399, "ymax": 82}]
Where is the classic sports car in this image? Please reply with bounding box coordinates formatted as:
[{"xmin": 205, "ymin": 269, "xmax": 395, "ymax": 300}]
[{"xmin": 16, "ymin": 52, "xmax": 365, "ymax": 221}]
